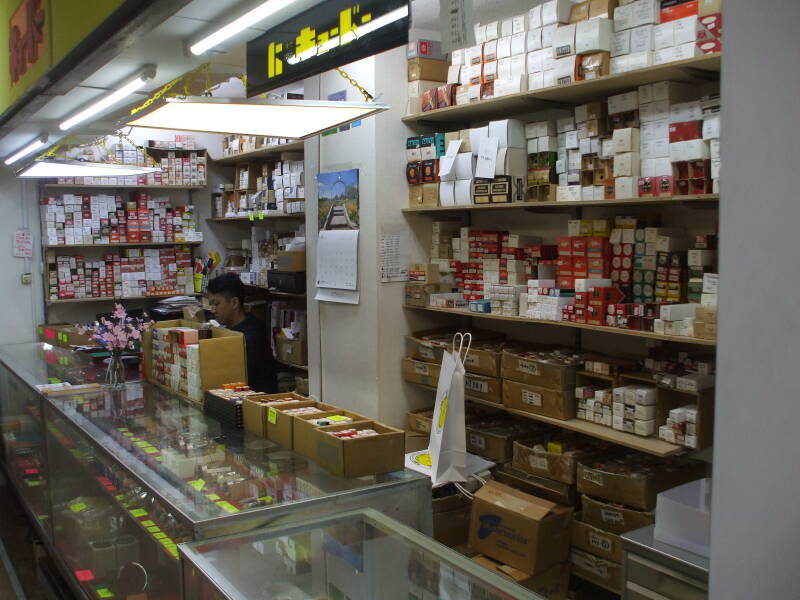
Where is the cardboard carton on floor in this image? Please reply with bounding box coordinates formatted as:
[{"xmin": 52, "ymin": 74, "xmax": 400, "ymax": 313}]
[
  {"xmin": 469, "ymin": 480, "xmax": 573, "ymax": 575},
  {"xmin": 503, "ymin": 379, "xmax": 575, "ymax": 420},
  {"xmin": 577, "ymin": 461, "xmax": 705, "ymax": 510},
  {"xmin": 472, "ymin": 555, "xmax": 570, "ymax": 600},
  {"xmin": 313, "ymin": 421, "xmax": 405, "ymax": 478},
  {"xmin": 571, "ymin": 519, "xmax": 624, "ymax": 563},
  {"xmin": 264, "ymin": 398, "xmax": 335, "ymax": 448},
  {"xmin": 292, "ymin": 409, "xmax": 370, "ymax": 459},
  {"xmin": 494, "ymin": 466, "xmax": 579, "ymax": 508},
  {"xmin": 580, "ymin": 494, "xmax": 654, "ymax": 534},
  {"xmin": 569, "ymin": 548, "xmax": 622, "ymax": 594}
]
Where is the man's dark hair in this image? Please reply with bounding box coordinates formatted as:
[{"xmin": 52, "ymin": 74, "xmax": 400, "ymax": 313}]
[{"xmin": 207, "ymin": 272, "xmax": 245, "ymax": 306}]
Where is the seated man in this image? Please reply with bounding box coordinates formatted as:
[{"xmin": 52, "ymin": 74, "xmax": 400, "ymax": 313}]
[{"xmin": 206, "ymin": 273, "xmax": 278, "ymax": 393}]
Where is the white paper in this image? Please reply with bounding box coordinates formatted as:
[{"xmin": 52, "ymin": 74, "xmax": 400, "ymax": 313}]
[
  {"xmin": 475, "ymin": 136, "xmax": 499, "ymax": 178},
  {"xmin": 13, "ymin": 228, "xmax": 32, "ymax": 258},
  {"xmin": 315, "ymin": 288, "xmax": 360, "ymax": 304},
  {"xmin": 316, "ymin": 229, "xmax": 358, "ymax": 290},
  {"xmin": 440, "ymin": 0, "xmax": 473, "ymax": 52},
  {"xmin": 438, "ymin": 139, "xmax": 463, "ymax": 179},
  {"xmin": 380, "ymin": 227, "xmax": 411, "ymax": 283}
]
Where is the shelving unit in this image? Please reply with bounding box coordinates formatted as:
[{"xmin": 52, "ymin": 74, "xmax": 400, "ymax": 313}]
[
  {"xmin": 276, "ymin": 359, "xmax": 309, "ymax": 372},
  {"xmin": 215, "ymin": 140, "xmax": 304, "ymax": 165},
  {"xmin": 403, "ymin": 304, "xmax": 716, "ymax": 346},
  {"xmin": 46, "ymin": 294, "xmax": 202, "ymax": 306},
  {"xmin": 403, "ymin": 194, "xmax": 719, "ymax": 213},
  {"xmin": 403, "ymin": 54, "xmax": 721, "ymax": 124},
  {"xmin": 43, "ymin": 184, "xmax": 206, "ymax": 190},
  {"xmin": 206, "ymin": 214, "xmax": 304, "ymax": 223},
  {"xmin": 44, "ymin": 241, "xmax": 201, "ymax": 249}
]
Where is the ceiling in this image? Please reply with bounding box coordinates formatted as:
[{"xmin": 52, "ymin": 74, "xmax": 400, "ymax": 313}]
[{"xmin": 0, "ymin": 0, "xmax": 321, "ymax": 160}]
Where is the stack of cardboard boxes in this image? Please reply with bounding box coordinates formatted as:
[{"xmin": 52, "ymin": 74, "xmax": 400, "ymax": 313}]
[{"xmin": 502, "ymin": 348, "xmax": 583, "ymax": 420}]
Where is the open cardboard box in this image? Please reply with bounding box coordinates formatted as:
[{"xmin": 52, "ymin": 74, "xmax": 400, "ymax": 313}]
[
  {"xmin": 569, "ymin": 548, "xmax": 622, "ymax": 595},
  {"xmin": 241, "ymin": 392, "xmax": 311, "ymax": 438},
  {"xmin": 266, "ymin": 399, "xmax": 336, "ymax": 449},
  {"xmin": 472, "ymin": 555, "xmax": 570, "ymax": 600},
  {"xmin": 143, "ymin": 319, "xmax": 246, "ymax": 393},
  {"xmin": 513, "ymin": 439, "xmax": 608, "ymax": 485},
  {"xmin": 469, "ymin": 480, "xmax": 573, "ymax": 576},
  {"xmin": 276, "ymin": 336, "xmax": 308, "ymax": 366},
  {"xmin": 401, "ymin": 357, "xmax": 442, "ymax": 386},
  {"xmin": 466, "ymin": 421, "xmax": 537, "ymax": 463},
  {"xmin": 572, "ymin": 518, "xmax": 624, "ymax": 563},
  {"xmin": 501, "ymin": 349, "xmax": 578, "ymax": 389},
  {"xmin": 313, "ymin": 421, "xmax": 405, "ymax": 478},
  {"xmin": 292, "ymin": 409, "xmax": 369, "ymax": 460},
  {"xmin": 580, "ymin": 494, "xmax": 654, "ymax": 534},
  {"xmin": 494, "ymin": 466, "xmax": 579, "ymax": 508},
  {"xmin": 503, "ymin": 379, "xmax": 575, "ymax": 420},
  {"xmin": 38, "ymin": 323, "xmax": 99, "ymax": 349},
  {"xmin": 406, "ymin": 408, "xmax": 435, "ymax": 434}
]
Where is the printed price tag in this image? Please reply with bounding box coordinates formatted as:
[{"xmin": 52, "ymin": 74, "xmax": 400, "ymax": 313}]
[
  {"xmin": 522, "ymin": 389, "xmax": 542, "ymax": 407},
  {"xmin": 259, "ymin": 211, "xmax": 265, "ymax": 220},
  {"xmin": 469, "ymin": 433, "xmax": 486, "ymax": 450},
  {"xmin": 327, "ymin": 415, "xmax": 350, "ymax": 422},
  {"xmin": 518, "ymin": 360, "xmax": 540, "ymax": 376},
  {"xmin": 141, "ymin": 521, "xmax": 155, "ymax": 527},
  {"xmin": 465, "ymin": 377, "xmax": 488, "ymax": 394},
  {"xmin": 205, "ymin": 493, "xmax": 221, "ymax": 501},
  {"xmin": 135, "ymin": 441, "xmax": 150, "ymax": 448},
  {"xmin": 129, "ymin": 508, "xmax": 148, "ymax": 518},
  {"xmin": 589, "ymin": 531, "xmax": 613, "ymax": 553},
  {"xmin": 147, "ymin": 526, "xmax": 161, "ymax": 534},
  {"xmin": 70, "ymin": 501, "xmax": 88, "ymax": 513},
  {"xmin": 188, "ymin": 479, "xmax": 205, "ymax": 492},
  {"xmin": 143, "ymin": 447, "xmax": 159, "ymax": 454},
  {"xmin": 583, "ymin": 469, "xmax": 604, "ymax": 486},
  {"xmin": 249, "ymin": 213, "xmax": 255, "ymax": 221},
  {"xmin": 268, "ymin": 407, "xmax": 278, "ymax": 425},
  {"xmin": 153, "ymin": 532, "xmax": 167, "ymax": 540},
  {"xmin": 216, "ymin": 501, "xmax": 240, "ymax": 513},
  {"xmin": 414, "ymin": 363, "xmax": 430, "ymax": 376},
  {"xmin": 529, "ymin": 454, "xmax": 549, "ymax": 471},
  {"xmin": 96, "ymin": 587, "xmax": 115, "ymax": 598}
]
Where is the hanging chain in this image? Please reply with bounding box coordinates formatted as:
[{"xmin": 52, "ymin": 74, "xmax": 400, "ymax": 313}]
[
  {"xmin": 335, "ymin": 67, "xmax": 374, "ymax": 102},
  {"xmin": 130, "ymin": 62, "xmax": 211, "ymax": 115}
]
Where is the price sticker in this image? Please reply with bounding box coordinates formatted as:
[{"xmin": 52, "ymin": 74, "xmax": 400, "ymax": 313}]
[
  {"xmin": 188, "ymin": 479, "xmax": 206, "ymax": 491},
  {"xmin": 130, "ymin": 508, "xmax": 148, "ymax": 518},
  {"xmin": 268, "ymin": 407, "xmax": 277, "ymax": 425},
  {"xmin": 216, "ymin": 501, "xmax": 240, "ymax": 513},
  {"xmin": 70, "ymin": 501, "xmax": 88, "ymax": 513}
]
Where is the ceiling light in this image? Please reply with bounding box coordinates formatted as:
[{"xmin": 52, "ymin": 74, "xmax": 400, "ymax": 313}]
[
  {"xmin": 126, "ymin": 96, "xmax": 389, "ymax": 139},
  {"xmin": 4, "ymin": 135, "xmax": 47, "ymax": 165},
  {"xmin": 17, "ymin": 159, "xmax": 160, "ymax": 178},
  {"xmin": 190, "ymin": 0, "xmax": 299, "ymax": 55},
  {"xmin": 59, "ymin": 66, "xmax": 156, "ymax": 131}
]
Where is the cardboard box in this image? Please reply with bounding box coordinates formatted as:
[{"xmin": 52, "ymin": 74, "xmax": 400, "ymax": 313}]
[
  {"xmin": 241, "ymin": 391, "xmax": 306, "ymax": 437},
  {"xmin": 503, "ymin": 379, "xmax": 575, "ymax": 420},
  {"xmin": 38, "ymin": 323, "xmax": 99, "ymax": 349},
  {"xmin": 276, "ymin": 250, "xmax": 306, "ymax": 272},
  {"xmin": 406, "ymin": 408, "xmax": 434, "ymax": 434},
  {"xmin": 465, "ymin": 373, "xmax": 503, "ymax": 404},
  {"xmin": 434, "ymin": 494, "xmax": 472, "ymax": 547},
  {"xmin": 469, "ymin": 481, "xmax": 573, "ymax": 575},
  {"xmin": 513, "ymin": 440, "xmax": 604, "ymax": 484},
  {"xmin": 495, "ymin": 466, "xmax": 578, "ymax": 507},
  {"xmin": 501, "ymin": 349, "xmax": 578, "ymax": 389},
  {"xmin": 466, "ymin": 421, "xmax": 536, "ymax": 462},
  {"xmin": 405, "ymin": 431, "xmax": 429, "ymax": 453},
  {"xmin": 572, "ymin": 519, "xmax": 624, "ymax": 562},
  {"xmin": 576, "ymin": 18, "xmax": 613, "ymax": 53},
  {"xmin": 405, "ymin": 332, "xmax": 449, "ymax": 363},
  {"xmin": 408, "ymin": 58, "xmax": 449, "ymax": 82},
  {"xmin": 276, "ymin": 336, "xmax": 307, "ymax": 366},
  {"xmin": 472, "ymin": 556, "xmax": 570, "ymax": 600},
  {"xmin": 313, "ymin": 421, "xmax": 405, "ymax": 478},
  {"xmin": 292, "ymin": 408, "xmax": 370, "ymax": 459},
  {"xmin": 404, "ymin": 283, "xmax": 451, "ymax": 307},
  {"xmin": 577, "ymin": 461, "xmax": 704, "ymax": 510},
  {"xmin": 581, "ymin": 494, "xmax": 654, "ymax": 534},
  {"xmin": 401, "ymin": 357, "xmax": 442, "ymax": 386},
  {"xmin": 461, "ymin": 341, "xmax": 506, "ymax": 377},
  {"xmin": 265, "ymin": 399, "xmax": 336, "ymax": 449},
  {"xmin": 570, "ymin": 549, "xmax": 622, "ymax": 594}
]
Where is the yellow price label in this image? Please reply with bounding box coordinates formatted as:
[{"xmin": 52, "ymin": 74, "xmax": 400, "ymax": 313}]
[
  {"xmin": 205, "ymin": 493, "xmax": 221, "ymax": 501},
  {"xmin": 135, "ymin": 441, "xmax": 150, "ymax": 448},
  {"xmin": 70, "ymin": 501, "xmax": 88, "ymax": 513},
  {"xmin": 143, "ymin": 447, "xmax": 159, "ymax": 454},
  {"xmin": 249, "ymin": 213, "xmax": 255, "ymax": 221},
  {"xmin": 188, "ymin": 479, "xmax": 205, "ymax": 492},
  {"xmin": 153, "ymin": 532, "xmax": 167, "ymax": 540},
  {"xmin": 96, "ymin": 587, "xmax": 115, "ymax": 598},
  {"xmin": 327, "ymin": 415, "xmax": 350, "ymax": 422},
  {"xmin": 141, "ymin": 520, "xmax": 155, "ymax": 527},
  {"xmin": 259, "ymin": 211, "xmax": 265, "ymax": 220},
  {"xmin": 268, "ymin": 407, "xmax": 277, "ymax": 425},
  {"xmin": 129, "ymin": 509, "xmax": 147, "ymax": 518},
  {"xmin": 147, "ymin": 526, "xmax": 160, "ymax": 533},
  {"xmin": 216, "ymin": 501, "xmax": 239, "ymax": 513}
]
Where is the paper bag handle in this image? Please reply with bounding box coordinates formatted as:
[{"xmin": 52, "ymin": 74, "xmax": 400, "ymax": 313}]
[{"xmin": 453, "ymin": 332, "xmax": 472, "ymax": 363}]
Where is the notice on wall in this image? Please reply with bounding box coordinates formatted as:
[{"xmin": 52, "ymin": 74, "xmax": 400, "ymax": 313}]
[
  {"xmin": 380, "ymin": 225, "xmax": 410, "ymax": 283},
  {"xmin": 13, "ymin": 228, "xmax": 32, "ymax": 258},
  {"xmin": 439, "ymin": 0, "xmax": 474, "ymax": 53}
]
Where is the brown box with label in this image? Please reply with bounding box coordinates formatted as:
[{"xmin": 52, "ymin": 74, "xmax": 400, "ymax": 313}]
[
  {"xmin": 405, "ymin": 431, "xmax": 429, "ymax": 453},
  {"xmin": 405, "ymin": 331, "xmax": 450, "ymax": 364},
  {"xmin": 577, "ymin": 462, "xmax": 705, "ymax": 510},
  {"xmin": 264, "ymin": 399, "xmax": 336, "ymax": 449},
  {"xmin": 276, "ymin": 336, "xmax": 307, "ymax": 366},
  {"xmin": 570, "ymin": 548, "xmax": 622, "ymax": 594},
  {"xmin": 276, "ymin": 250, "xmax": 306, "ymax": 271},
  {"xmin": 494, "ymin": 466, "xmax": 579, "ymax": 507},
  {"xmin": 580, "ymin": 494, "xmax": 654, "ymax": 534},
  {"xmin": 434, "ymin": 493, "xmax": 472, "ymax": 547},
  {"xmin": 460, "ymin": 340, "xmax": 506, "ymax": 377},
  {"xmin": 401, "ymin": 357, "xmax": 442, "ymax": 387},
  {"xmin": 503, "ymin": 380, "xmax": 575, "ymax": 420},
  {"xmin": 466, "ymin": 421, "xmax": 537, "ymax": 462},
  {"xmin": 572, "ymin": 519, "xmax": 624, "ymax": 563},
  {"xmin": 293, "ymin": 409, "xmax": 370, "ymax": 460},
  {"xmin": 242, "ymin": 392, "xmax": 307, "ymax": 437},
  {"xmin": 313, "ymin": 420, "xmax": 405, "ymax": 478},
  {"xmin": 501, "ymin": 350, "xmax": 578, "ymax": 389},
  {"xmin": 38, "ymin": 323, "xmax": 100, "ymax": 349},
  {"xmin": 465, "ymin": 373, "xmax": 503, "ymax": 404},
  {"xmin": 406, "ymin": 408, "xmax": 434, "ymax": 434},
  {"xmin": 469, "ymin": 481, "xmax": 573, "ymax": 576},
  {"xmin": 408, "ymin": 58, "xmax": 450, "ymax": 82},
  {"xmin": 472, "ymin": 556, "xmax": 570, "ymax": 600},
  {"xmin": 513, "ymin": 440, "xmax": 605, "ymax": 485},
  {"xmin": 404, "ymin": 282, "xmax": 451, "ymax": 307}
]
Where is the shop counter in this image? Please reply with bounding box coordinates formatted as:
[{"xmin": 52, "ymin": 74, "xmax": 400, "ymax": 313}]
[
  {"xmin": 0, "ymin": 342, "xmax": 431, "ymax": 600},
  {"xmin": 180, "ymin": 508, "xmax": 544, "ymax": 600}
]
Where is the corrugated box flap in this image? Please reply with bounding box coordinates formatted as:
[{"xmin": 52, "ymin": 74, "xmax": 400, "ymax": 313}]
[{"xmin": 477, "ymin": 480, "xmax": 557, "ymax": 520}]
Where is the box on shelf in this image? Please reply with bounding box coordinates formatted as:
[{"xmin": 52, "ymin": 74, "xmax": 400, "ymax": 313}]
[
  {"xmin": 501, "ymin": 349, "xmax": 580, "ymax": 389},
  {"xmin": 570, "ymin": 548, "xmax": 622, "ymax": 595},
  {"xmin": 469, "ymin": 480, "xmax": 573, "ymax": 575},
  {"xmin": 401, "ymin": 357, "xmax": 442, "ymax": 387},
  {"xmin": 312, "ymin": 420, "xmax": 405, "ymax": 478},
  {"xmin": 466, "ymin": 420, "xmax": 537, "ymax": 462},
  {"xmin": 408, "ymin": 58, "xmax": 450, "ymax": 82},
  {"xmin": 580, "ymin": 493, "xmax": 655, "ymax": 534},
  {"xmin": 494, "ymin": 466, "xmax": 579, "ymax": 507},
  {"xmin": 406, "ymin": 408, "xmax": 434, "ymax": 434},
  {"xmin": 276, "ymin": 336, "xmax": 308, "ymax": 366},
  {"xmin": 503, "ymin": 379, "xmax": 576, "ymax": 420},
  {"xmin": 513, "ymin": 438, "xmax": 608, "ymax": 484},
  {"xmin": 572, "ymin": 519, "xmax": 624, "ymax": 563}
]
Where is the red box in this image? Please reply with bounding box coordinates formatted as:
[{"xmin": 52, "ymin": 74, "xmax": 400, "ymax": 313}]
[
  {"xmin": 572, "ymin": 238, "xmax": 587, "ymax": 257},
  {"xmin": 656, "ymin": 175, "xmax": 675, "ymax": 196},
  {"xmin": 691, "ymin": 178, "xmax": 712, "ymax": 194},
  {"xmin": 557, "ymin": 257, "xmax": 574, "ymax": 275},
  {"xmin": 697, "ymin": 38, "xmax": 721, "ymax": 54},
  {"xmin": 437, "ymin": 84, "xmax": 457, "ymax": 108},
  {"xmin": 575, "ymin": 292, "xmax": 588, "ymax": 308},
  {"xmin": 660, "ymin": 0, "xmax": 698, "ymax": 23},
  {"xmin": 689, "ymin": 159, "xmax": 711, "ymax": 179},
  {"xmin": 586, "ymin": 237, "xmax": 609, "ymax": 255},
  {"xmin": 591, "ymin": 287, "xmax": 625, "ymax": 305},
  {"xmin": 669, "ymin": 121, "xmax": 703, "ymax": 143},
  {"xmin": 558, "ymin": 238, "xmax": 572, "ymax": 256},
  {"xmin": 558, "ymin": 276, "xmax": 575, "ymax": 289},
  {"xmin": 639, "ymin": 177, "xmax": 657, "ymax": 197},
  {"xmin": 695, "ymin": 234, "xmax": 717, "ymax": 249},
  {"xmin": 573, "ymin": 258, "xmax": 588, "ymax": 278},
  {"xmin": 698, "ymin": 13, "xmax": 722, "ymax": 39},
  {"xmin": 675, "ymin": 179, "xmax": 690, "ymax": 196}
]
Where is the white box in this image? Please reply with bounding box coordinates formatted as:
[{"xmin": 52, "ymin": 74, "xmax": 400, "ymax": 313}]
[
  {"xmin": 528, "ymin": 71, "xmax": 545, "ymax": 90},
  {"xmin": 557, "ymin": 116, "xmax": 576, "ymax": 133},
  {"xmin": 576, "ymin": 18, "xmax": 613, "ymax": 54},
  {"xmin": 454, "ymin": 152, "xmax": 476, "ymax": 179},
  {"xmin": 675, "ymin": 41, "xmax": 702, "ymax": 60},
  {"xmin": 674, "ymin": 16, "xmax": 702, "ymax": 45},
  {"xmin": 702, "ymin": 273, "xmax": 719, "ymax": 293},
  {"xmin": 615, "ymin": 177, "xmax": 638, "ymax": 198},
  {"xmin": 670, "ymin": 100, "xmax": 703, "ymax": 123},
  {"xmin": 709, "ymin": 138, "xmax": 720, "ymax": 159},
  {"xmin": 635, "ymin": 419, "xmax": 656, "ymax": 436},
  {"xmin": 654, "ymin": 21, "xmax": 675, "ymax": 49},
  {"xmin": 538, "ymin": 136, "xmax": 559, "ymax": 152},
  {"xmin": 542, "ymin": 0, "xmax": 572, "ymax": 25},
  {"xmin": 497, "ymin": 57, "xmax": 513, "ymax": 80},
  {"xmin": 613, "ymin": 127, "xmax": 640, "ymax": 153},
  {"xmin": 638, "ymin": 83, "xmax": 653, "ymax": 104},
  {"xmin": 630, "ymin": 25, "xmax": 655, "ymax": 53},
  {"xmin": 542, "ymin": 23, "xmax": 558, "ymax": 48},
  {"xmin": 511, "ymin": 32, "xmax": 527, "ymax": 55},
  {"xmin": 710, "ymin": 157, "xmax": 720, "ymax": 179},
  {"xmin": 654, "ymin": 157, "xmax": 672, "ymax": 175},
  {"xmin": 529, "ymin": 5, "xmax": 542, "ymax": 29},
  {"xmin": 641, "ymin": 158, "xmax": 656, "ymax": 177},
  {"xmin": 702, "ymin": 114, "xmax": 721, "ymax": 139},
  {"xmin": 465, "ymin": 44, "xmax": 483, "ymax": 65},
  {"xmin": 635, "ymin": 404, "xmax": 656, "ymax": 420},
  {"xmin": 469, "ymin": 126, "xmax": 489, "ymax": 156},
  {"xmin": 630, "ymin": 0, "xmax": 659, "ymax": 27},
  {"xmin": 489, "ymin": 119, "xmax": 526, "ymax": 149},
  {"xmin": 439, "ymin": 182, "xmax": 455, "ymax": 206},
  {"xmin": 579, "ymin": 138, "xmax": 591, "ymax": 155},
  {"xmin": 581, "ymin": 186, "xmax": 594, "ymax": 201},
  {"xmin": 608, "ymin": 91, "xmax": 638, "ymax": 114},
  {"xmin": 474, "ymin": 24, "xmax": 487, "ymax": 44},
  {"xmin": 651, "ymin": 138, "xmax": 670, "ymax": 158},
  {"xmin": 513, "ymin": 14, "xmax": 528, "ymax": 34},
  {"xmin": 613, "ymin": 3, "xmax": 633, "ymax": 31},
  {"xmin": 688, "ymin": 249, "xmax": 716, "ymax": 267},
  {"xmin": 640, "ymin": 99, "xmax": 670, "ymax": 122},
  {"xmin": 669, "ymin": 139, "xmax": 709, "ymax": 161},
  {"xmin": 642, "ymin": 118, "xmax": 669, "ymax": 142},
  {"xmin": 660, "ymin": 303, "xmax": 697, "ymax": 321},
  {"xmin": 613, "ymin": 152, "xmax": 641, "ymax": 177},
  {"xmin": 526, "ymin": 50, "xmax": 543, "ymax": 74},
  {"xmin": 612, "ymin": 30, "xmax": 631, "ymax": 57},
  {"xmin": 451, "ymin": 48, "xmax": 465, "ymax": 66},
  {"xmin": 635, "ymin": 387, "xmax": 657, "ymax": 406},
  {"xmin": 454, "ymin": 179, "xmax": 473, "ymax": 205},
  {"xmin": 601, "ymin": 138, "xmax": 615, "ymax": 158},
  {"xmin": 543, "ymin": 69, "xmax": 556, "ymax": 88},
  {"xmin": 553, "ymin": 23, "xmax": 577, "ymax": 57},
  {"xmin": 626, "ymin": 50, "xmax": 654, "ymax": 71},
  {"xmin": 486, "ymin": 21, "xmax": 499, "ymax": 41},
  {"xmin": 501, "ymin": 19, "xmax": 513, "ymax": 38},
  {"xmin": 701, "ymin": 292, "xmax": 718, "ymax": 307},
  {"xmin": 495, "ymin": 147, "xmax": 527, "ymax": 177},
  {"xmin": 497, "ymin": 36, "xmax": 512, "ymax": 60},
  {"xmin": 526, "ymin": 28, "xmax": 543, "ymax": 52},
  {"xmin": 565, "ymin": 130, "xmax": 579, "ymax": 149}
]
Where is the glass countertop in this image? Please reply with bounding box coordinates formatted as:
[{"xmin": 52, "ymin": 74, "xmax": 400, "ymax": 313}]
[{"xmin": 0, "ymin": 343, "xmax": 426, "ymax": 527}]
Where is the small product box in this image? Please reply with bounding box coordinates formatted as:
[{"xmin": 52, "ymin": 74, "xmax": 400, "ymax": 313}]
[{"xmin": 312, "ymin": 421, "xmax": 406, "ymax": 478}]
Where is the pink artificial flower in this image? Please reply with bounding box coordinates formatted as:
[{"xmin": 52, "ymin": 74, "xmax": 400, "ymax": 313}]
[
  {"xmin": 130, "ymin": 329, "xmax": 142, "ymax": 340},
  {"xmin": 113, "ymin": 304, "xmax": 127, "ymax": 320}
]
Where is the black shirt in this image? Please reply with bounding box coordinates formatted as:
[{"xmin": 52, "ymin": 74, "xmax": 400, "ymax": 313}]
[{"xmin": 230, "ymin": 314, "xmax": 278, "ymax": 393}]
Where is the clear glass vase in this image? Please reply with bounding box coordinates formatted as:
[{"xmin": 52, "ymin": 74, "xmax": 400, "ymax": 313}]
[{"xmin": 105, "ymin": 349, "xmax": 125, "ymax": 388}]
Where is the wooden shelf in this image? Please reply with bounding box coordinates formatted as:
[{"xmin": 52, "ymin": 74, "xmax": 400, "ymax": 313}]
[
  {"xmin": 403, "ymin": 54, "xmax": 721, "ymax": 124},
  {"xmin": 43, "ymin": 184, "xmax": 205, "ymax": 190},
  {"xmin": 402, "ymin": 194, "xmax": 719, "ymax": 214},
  {"xmin": 410, "ymin": 381, "xmax": 682, "ymax": 457},
  {"xmin": 215, "ymin": 140, "xmax": 304, "ymax": 164},
  {"xmin": 144, "ymin": 146, "xmax": 207, "ymax": 153},
  {"xmin": 244, "ymin": 285, "xmax": 306, "ymax": 300},
  {"xmin": 206, "ymin": 214, "xmax": 305, "ymax": 223},
  {"xmin": 276, "ymin": 359, "xmax": 308, "ymax": 372},
  {"xmin": 46, "ymin": 294, "xmax": 201, "ymax": 306},
  {"xmin": 44, "ymin": 242, "xmax": 201, "ymax": 249},
  {"xmin": 403, "ymin": 304, "xmax": 716, "ymax": 346}
]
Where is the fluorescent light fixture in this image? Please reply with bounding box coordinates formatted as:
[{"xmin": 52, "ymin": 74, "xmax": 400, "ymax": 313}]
[
  {"xmin": 190, "ymin": 0, "xmax": 299, "ymax": 55},
  {"xmin": 59, "ymin": 66, "xmax": 155, "ymax": 131},
  {"xmin": 17, "ymin": 159, "xmax": 160, "ymax": 178},
  {"xmin": 4, "ymin": 135, "xmax": 47, "ymax": 165},
  {"xmin": 126, "ymin": 96, "xmax": 389, "ymax": 139},
  {"xmin": 341, "ymin": 5, "xmax": 408, "ymax": 44}
]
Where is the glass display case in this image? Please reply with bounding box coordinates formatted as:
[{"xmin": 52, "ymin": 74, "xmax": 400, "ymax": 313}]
[
  {"xmin": 180, "ymin": 508, "xmax": 546, "ymax": 600},
  {"xmin": 0, "ymin": 343, "xmax": 431, "ymax": 600}
]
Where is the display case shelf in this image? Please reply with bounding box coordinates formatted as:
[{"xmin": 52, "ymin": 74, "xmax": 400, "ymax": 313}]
[
  {"xmin": 403, "ymin": 54, "xmax": 721, "ymax": 124},
  {"xmin": 403, "ymin": 304, "xmax": 717, "ymax": 346}
]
